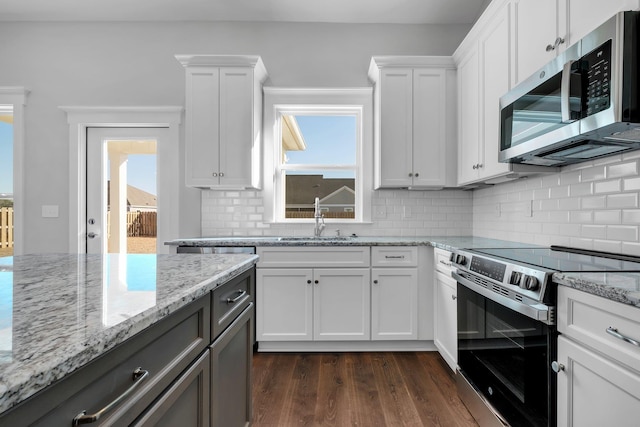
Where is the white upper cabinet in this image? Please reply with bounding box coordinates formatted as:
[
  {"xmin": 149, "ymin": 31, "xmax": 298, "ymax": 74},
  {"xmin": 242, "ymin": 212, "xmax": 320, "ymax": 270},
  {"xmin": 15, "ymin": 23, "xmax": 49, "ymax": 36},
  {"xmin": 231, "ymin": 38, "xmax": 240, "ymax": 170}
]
[
  {"xmin": 176, "ymin": 55, "xmax": 268, "ymax": 189},
  {"xmin": 513, "ymin": 0, "xmax": 640, "ymax": 86},
  {"xmin": 369, "ymin": 57, "xmax": 457, "ymax": 189}
]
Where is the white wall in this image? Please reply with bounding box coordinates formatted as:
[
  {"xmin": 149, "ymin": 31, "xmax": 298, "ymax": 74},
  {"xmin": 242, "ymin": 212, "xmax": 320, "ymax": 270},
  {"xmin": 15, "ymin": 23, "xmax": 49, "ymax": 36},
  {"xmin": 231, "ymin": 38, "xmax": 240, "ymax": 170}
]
[
  {"xmin": 0, "ymin": 21, "xmax": 471, "ymax": 252},
  {"xmin": 473, "ymin": 151, "xmax": 640, "ymax": 256}
]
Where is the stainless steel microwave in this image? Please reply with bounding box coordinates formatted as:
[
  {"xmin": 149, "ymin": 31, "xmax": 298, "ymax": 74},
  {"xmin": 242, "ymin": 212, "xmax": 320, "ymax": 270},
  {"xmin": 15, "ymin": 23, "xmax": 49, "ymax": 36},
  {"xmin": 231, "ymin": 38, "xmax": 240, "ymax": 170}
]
[{"xmin": 500, "ymin": 11, "xmax": 640, "ymax": 166}]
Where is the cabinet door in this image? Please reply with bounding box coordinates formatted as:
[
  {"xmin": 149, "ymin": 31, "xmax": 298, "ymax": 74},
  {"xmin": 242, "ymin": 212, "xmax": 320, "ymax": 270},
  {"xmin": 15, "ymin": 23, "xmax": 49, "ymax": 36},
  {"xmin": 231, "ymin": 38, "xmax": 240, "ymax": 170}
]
[
  {"xmin": 371, "ymin": 268, "xmax": 418, "ymax": 340},
  {"xmin": 185, "ymin": 67, "xmax": 220, "ymax": 187},
  {"xmin": 567, "ymin": 0, "xmax": 640, "ymax": 45},
  {"xmin": 413, "ymin": 68, "xmax": 447, "ymax": 187},
  {"xmin": 256, "ymin": 268, "xmax": 313, "ymax": 341},
  {"xmin": 133, "ymin": 351, "xmax": 210, "ymax": 427},
  {"xmin": 457, "ymin": 48, "xmax": 481, "ymax": 185},
  {"xmin": 219, "ymin": 67, "xmax": 254, "ymax": 187},
  {"xmin": 556, "ymin": 336, "xmax": 640, "ymax": 427},
  {"xmin": 479, "ymin": 1, "xmax": 512, "ymax": 180},
  {"xmin": 210, "ymin": 305, "xmax": 253, "ymax": 427},
  {"xmin": 434, "ymin": 271, "xmax": 457, "ymax": 372},
  {"xmin": 313, "ymin": 268, "xmax": 371, "ymax": 341},
  {"xmin": 378, "ymin": 68, "xmax": 414, "ymax": 187},
  {"xmin": 513, "ymin": 0, "xmax": 559, "ymax": 85}
]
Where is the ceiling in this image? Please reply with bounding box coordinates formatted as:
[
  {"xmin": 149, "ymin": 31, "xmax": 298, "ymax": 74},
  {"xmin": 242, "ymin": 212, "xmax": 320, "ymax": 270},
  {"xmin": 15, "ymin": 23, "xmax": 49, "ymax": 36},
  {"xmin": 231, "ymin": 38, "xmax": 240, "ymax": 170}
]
[{"xmin": 0, "ymin": 0, "xmax": 487, "ymax": 24}]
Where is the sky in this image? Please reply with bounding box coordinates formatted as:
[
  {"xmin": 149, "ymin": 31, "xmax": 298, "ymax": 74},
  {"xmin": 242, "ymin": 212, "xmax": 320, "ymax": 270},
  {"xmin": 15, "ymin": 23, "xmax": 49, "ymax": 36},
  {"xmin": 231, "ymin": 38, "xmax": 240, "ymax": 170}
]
[{"xmin": 286, "ymin": 115, "xmax": 356, "ymax": 178}]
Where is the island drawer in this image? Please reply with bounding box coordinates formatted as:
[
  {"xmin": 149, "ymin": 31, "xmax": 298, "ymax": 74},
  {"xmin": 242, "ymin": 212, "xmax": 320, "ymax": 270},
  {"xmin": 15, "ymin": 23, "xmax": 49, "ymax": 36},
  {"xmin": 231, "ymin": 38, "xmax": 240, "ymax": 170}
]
[
  {"xmin": 0, "ymin": 295, "xmax": 211, "ymax": 427},
  {"xmin": 212, "ymin": 268, "xmax": 254, "ymax": 339},
  {"xmin": 371, "ymin": 246, "xmax": 418, "ymax": 267},
  {"xmin": 558, "ymin": 286, "xmax": 640, "ymax": 373},
  {"xmin": 257, "ymin": 246, "xmax": 370, "ymax": 268}
]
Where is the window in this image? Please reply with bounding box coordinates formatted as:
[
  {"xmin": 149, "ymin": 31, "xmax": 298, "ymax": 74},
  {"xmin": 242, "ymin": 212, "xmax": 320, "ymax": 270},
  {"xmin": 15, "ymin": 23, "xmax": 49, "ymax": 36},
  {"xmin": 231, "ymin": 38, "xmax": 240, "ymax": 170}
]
[
  {"xmin": 263, "ymin": 88, "xmax": 373, "ymax": 224},
  {"xmin": 279, "ymin": 113, "xmax": 357, "ymax": 219}
]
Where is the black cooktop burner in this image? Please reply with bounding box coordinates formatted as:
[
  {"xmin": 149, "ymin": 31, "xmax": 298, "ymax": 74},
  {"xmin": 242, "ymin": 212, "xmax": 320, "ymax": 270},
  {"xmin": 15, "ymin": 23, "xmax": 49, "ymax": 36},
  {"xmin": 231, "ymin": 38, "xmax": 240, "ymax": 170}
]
[{"xmin": 470, "ymin": 246, "xmax": 640, "ymax": 273}]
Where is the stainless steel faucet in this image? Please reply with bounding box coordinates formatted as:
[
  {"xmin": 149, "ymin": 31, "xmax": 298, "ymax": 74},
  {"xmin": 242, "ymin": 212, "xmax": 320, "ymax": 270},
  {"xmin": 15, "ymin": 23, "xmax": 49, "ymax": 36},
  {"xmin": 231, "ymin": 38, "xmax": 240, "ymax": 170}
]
[{"xmin": 314, "ymin": 197, "xmax": 326, "ymax": 237}]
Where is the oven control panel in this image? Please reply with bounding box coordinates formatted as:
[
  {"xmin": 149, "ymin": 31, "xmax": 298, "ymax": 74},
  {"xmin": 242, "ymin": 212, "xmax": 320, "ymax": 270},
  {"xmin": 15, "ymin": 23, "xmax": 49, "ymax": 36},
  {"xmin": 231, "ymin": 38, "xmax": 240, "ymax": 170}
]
[
  {"xmin": 470, "ymin": 256, "xmax": 506, "ymax": 281},
  {"xmin": 450, "ymin": 249, "xmax": 553, "ymax": 303}
]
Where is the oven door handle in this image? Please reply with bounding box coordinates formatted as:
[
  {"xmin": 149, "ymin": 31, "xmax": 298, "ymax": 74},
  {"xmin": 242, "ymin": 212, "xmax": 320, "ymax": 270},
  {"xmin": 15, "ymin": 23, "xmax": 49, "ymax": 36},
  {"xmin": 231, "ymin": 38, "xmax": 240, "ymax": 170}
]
[{"xmin": 452, "ymin": 271, "xmax": 553, "ymax": 325}]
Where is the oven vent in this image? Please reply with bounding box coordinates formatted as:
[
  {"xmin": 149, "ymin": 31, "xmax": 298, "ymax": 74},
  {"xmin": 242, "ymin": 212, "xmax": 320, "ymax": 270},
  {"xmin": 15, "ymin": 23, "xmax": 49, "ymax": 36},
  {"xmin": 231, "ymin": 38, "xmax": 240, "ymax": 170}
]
[
  {"xmin": 515, "ymin": 294, "xmax": 523, "ymax": 302},
  {"xmin": 492, "ymin": 285, "xmax": 510, "ymax": 297}
]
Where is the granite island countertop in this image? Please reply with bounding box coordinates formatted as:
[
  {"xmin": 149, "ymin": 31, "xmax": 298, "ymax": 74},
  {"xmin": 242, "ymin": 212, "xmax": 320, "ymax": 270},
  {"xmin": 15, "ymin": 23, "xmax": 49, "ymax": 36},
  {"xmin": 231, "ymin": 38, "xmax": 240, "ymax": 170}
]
[
  {"xmin": 0, "ymin": 253, "xmax": 258, "ymax": 414},
  {"xmin": 553, "ymin": 272, "xmax": 640, "ymax": 308}
]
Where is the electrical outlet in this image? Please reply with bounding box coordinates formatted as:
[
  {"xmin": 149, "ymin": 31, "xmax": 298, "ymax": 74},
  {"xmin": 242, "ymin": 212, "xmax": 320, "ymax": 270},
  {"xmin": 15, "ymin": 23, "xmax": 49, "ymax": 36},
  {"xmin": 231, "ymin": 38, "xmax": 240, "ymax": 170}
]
[
  {"xmin": 373, "ymin": 206, "xmax": 387, "ymax": 219},
  {"xmin": 42, "ymin": 205, "xmax": 59, "ymax": 218}
]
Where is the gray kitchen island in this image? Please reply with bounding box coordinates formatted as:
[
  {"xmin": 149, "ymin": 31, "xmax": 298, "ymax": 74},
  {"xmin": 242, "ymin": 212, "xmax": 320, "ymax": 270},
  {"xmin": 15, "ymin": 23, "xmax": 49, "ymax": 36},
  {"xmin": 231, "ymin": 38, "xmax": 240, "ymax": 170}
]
[{"xmin": 0, "ymin": 253, "xmax": 257, "ymax": 426}]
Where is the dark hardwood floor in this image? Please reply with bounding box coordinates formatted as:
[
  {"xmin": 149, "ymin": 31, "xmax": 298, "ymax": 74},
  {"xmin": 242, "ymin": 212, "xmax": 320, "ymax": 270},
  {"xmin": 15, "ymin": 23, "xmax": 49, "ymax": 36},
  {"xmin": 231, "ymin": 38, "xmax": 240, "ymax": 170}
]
[{"xmin": 252, "ymin": 352, "xmax": 478, "ymax": 426}]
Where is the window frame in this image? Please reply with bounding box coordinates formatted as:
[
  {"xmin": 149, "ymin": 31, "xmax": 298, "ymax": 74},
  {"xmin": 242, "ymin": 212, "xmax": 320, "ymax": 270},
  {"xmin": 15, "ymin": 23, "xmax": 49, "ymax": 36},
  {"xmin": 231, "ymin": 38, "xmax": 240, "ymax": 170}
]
[{"xmin": 263, "ymin": 88, "xmax": 373, "ymax": 224}]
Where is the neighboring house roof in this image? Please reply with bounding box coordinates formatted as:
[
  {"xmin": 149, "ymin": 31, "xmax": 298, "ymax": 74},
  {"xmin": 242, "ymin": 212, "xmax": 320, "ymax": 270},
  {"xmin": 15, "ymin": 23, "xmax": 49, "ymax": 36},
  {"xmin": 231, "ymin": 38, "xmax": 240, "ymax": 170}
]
[
  {"xmin": 321, "ymin": 186, "xmax": 355, "ymax": 205},
  {"xmin": 285, "ymin": 174, "xmax": 355, "ymax": 206},
  {"xmin": 107, "ymin": 181, "xmax": 157, "ymax": 209}
]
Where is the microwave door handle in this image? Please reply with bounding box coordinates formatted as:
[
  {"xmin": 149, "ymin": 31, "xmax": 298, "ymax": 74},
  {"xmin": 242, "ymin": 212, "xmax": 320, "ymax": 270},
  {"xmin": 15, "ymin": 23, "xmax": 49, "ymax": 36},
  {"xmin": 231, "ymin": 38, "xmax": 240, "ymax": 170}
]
[{"xmin": 561, "ymin": 60, "xmax": 577, "ymax": 123}]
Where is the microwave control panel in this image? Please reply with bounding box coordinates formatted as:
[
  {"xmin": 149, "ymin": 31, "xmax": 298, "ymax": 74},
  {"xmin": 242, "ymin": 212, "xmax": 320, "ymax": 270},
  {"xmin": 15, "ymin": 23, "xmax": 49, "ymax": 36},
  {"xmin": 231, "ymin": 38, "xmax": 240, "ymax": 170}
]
[{"xmin": 583, "ymin": 39, "xmax": 612, "ymax": 117}]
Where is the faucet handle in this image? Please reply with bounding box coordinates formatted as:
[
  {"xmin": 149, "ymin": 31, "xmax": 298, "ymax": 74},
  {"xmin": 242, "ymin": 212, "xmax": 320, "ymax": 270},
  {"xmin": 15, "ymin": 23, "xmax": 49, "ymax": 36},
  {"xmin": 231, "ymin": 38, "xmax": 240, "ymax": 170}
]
[{"xmin": 336, "ymin": 229, "xmax": 341, "ymax": 237}]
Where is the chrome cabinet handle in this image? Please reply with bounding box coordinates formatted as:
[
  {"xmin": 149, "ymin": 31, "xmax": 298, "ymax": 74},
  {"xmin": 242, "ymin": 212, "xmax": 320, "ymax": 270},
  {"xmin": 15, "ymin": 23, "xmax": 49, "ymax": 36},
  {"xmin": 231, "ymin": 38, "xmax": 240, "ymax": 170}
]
[
  {"xmin": 438, "ymin": 260, "xmax": 452, "ymax": 267},
  {"xmin": 212, "ymin": 172, "xmax": 218, "ymax": 177},
  {"xmin": 219, "ymin": 172, "xmax": 224, "ymax": 177},
  {"xmin": 606, "ymin": 327, "xmax": 640, "ymax": 347},
  {"xmin": 87, "ymin": 232, "xmax": 99, "ymax": 239},
  {"xmin": 451, "ymin": 294, "xmax": 457, "ymax": 300},
  {"xmin": 551, "ymin": 361, "xmax": 565, "ymax": 373},
  {"xmin": 373, "ymin": 280, "xmax": 379, "ymax": 284},
  {"xmin": 546, "ymin": 36, "xmax": 565, "ymax": 51},
  {"xmin": 73, "ymin": 367, "xmax": 149, "ymax": 426},
  {"xmin": 226, "ymin": 290, "xmax": 247, "ymax": 304},
  {"xmin": 385, "ymin": 255, "xmax": 405, "ymax": 259},
  {"xmin": 414, "ymin": 172, "xmax": 419, "ymax": 177},
  {"xmin": 408, "ymin": 172, "xmax": 413, "ymax": 177}
]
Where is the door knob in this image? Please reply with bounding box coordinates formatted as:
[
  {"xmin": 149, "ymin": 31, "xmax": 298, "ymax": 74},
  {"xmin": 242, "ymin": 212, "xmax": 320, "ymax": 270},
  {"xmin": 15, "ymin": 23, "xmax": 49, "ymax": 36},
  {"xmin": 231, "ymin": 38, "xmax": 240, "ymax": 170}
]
[{"xmin": 551, "ymin": 361, "xmax": 564, "ymax": 373}]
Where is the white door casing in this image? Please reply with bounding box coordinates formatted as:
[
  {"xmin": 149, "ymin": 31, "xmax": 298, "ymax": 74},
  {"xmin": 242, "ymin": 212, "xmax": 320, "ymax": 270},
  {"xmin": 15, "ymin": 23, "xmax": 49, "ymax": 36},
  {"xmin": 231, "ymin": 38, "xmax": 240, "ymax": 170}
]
[{"xmin": 60, "ymin": 106, "xmax": 182, "ymax": 254}]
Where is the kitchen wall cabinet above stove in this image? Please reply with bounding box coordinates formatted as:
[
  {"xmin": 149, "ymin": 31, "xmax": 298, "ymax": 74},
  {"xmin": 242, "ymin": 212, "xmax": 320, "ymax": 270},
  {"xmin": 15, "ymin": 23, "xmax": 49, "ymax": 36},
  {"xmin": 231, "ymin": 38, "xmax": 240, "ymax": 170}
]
[
  {"xmin": 176, "ymin": 55, "xmax": 268, "ymax": 189},
  {"xmin": 512, "ymin": 0, "xmax": 640, "ymax": 86},
  {"xmin": 368, "ymin": 57, "xmax": 457, "ymax": 189}
]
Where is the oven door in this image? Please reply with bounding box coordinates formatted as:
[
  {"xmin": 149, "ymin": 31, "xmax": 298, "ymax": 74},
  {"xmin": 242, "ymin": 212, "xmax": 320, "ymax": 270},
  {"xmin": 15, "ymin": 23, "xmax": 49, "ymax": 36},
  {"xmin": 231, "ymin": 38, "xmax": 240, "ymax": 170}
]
[{"xmin": 456, "ymin": 277, "xmax": 556, "ymax": 427}]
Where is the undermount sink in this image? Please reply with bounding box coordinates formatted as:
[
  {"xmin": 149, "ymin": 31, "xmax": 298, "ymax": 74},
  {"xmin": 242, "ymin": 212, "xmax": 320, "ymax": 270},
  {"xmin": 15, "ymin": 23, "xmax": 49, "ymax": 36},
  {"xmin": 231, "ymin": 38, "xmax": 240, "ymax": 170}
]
[{"xmin": 277, "ymin": 236, "xmax": 353, "ymax": 241}]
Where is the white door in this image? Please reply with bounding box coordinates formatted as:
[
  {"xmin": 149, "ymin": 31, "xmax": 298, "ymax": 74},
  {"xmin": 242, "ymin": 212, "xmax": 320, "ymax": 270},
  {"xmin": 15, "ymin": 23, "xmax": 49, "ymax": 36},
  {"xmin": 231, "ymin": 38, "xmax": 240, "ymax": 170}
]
[
  {"xmin": 371, "ymin": 268, "xmax": 418, "ymax": 340},
  {"xmin": 86, "ymin": 128, "xmax": 166, "ymax": 254}
]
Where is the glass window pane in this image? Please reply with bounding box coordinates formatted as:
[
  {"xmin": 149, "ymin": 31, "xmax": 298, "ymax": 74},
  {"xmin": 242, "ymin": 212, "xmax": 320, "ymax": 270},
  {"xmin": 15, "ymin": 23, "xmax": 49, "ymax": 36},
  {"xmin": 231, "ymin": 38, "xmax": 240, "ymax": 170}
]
[
  {"xmin": 285, "ymin": 170, "xmax": 356, "ymax": 219},
  {"xmin": 282, "ymin": 115, "xmax": 356, "ymax": 165},
  {"xmin": 0, "ymin": 117, "xmax": 13, "ymax": 257}
]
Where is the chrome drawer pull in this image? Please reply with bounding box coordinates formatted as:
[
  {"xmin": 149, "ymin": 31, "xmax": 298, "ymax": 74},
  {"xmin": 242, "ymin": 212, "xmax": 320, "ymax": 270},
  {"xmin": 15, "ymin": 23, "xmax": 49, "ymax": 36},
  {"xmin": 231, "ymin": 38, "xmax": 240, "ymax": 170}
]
[
  {"xmin": 385, "ymin": 255, "xmax": 405, "ymax": 259},
  {"xmin": 439, "ymin": 260, "xmax": 452, "ymax": 267},
  {"xmin": 606, "ymin": 327, "xmax": 640, "ymax": 347},
  {"xmin": 226, "ymin": 290, "xmax": 247, "ymax": 304},
  {"xmin": 73, "ymin": 367, "xmax": 149, "ymax": 426}
]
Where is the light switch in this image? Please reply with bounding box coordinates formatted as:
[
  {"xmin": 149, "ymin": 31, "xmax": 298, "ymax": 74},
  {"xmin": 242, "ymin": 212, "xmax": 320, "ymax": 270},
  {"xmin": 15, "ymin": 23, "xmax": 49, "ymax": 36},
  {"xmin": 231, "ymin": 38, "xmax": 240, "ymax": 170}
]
[{"xmin": 42, "ymin": 205, "xmax": 59, "ymax": 218}]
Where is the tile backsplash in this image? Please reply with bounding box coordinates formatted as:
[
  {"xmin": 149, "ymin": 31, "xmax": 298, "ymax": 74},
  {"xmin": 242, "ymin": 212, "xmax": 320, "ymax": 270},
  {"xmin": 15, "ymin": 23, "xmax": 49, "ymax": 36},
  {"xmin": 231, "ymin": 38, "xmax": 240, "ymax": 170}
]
[
  {"xmin": 201, "ymin": 188, "xmax": 473, "ymax": 237},
  {"xmin": 473, "ymin": 151, "xmax": 640, "ymax": 256}
]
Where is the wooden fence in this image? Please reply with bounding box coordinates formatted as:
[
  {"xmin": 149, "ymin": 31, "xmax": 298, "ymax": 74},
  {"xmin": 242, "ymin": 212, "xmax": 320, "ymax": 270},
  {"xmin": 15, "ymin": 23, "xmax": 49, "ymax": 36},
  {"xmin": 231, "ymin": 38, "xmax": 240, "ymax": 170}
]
[
  {"xmin": 0, "ymin": 207, "xmax": 13, "ymax": 249},
  {"xmin": 107, "ymin": 211, "xmax": 157, "ymax": 237},
  {"xmin": 286, "ymin": 211, "xmax": 355, "ymax": 219}
]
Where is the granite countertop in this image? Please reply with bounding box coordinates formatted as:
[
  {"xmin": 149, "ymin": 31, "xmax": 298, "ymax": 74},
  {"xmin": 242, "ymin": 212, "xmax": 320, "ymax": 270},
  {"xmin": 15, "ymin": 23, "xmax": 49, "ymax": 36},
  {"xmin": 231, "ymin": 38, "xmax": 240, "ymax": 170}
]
[
  {"xmin": 166, "ymin": 235, "xmax": 540, "ymax": 250},
  {"xmin": 0, "ymin": 253, "xmax": 258, "ymax": 414},
  {"xmin": 553, "ymin": 272, "xmax": 640, "ymax": 308}
]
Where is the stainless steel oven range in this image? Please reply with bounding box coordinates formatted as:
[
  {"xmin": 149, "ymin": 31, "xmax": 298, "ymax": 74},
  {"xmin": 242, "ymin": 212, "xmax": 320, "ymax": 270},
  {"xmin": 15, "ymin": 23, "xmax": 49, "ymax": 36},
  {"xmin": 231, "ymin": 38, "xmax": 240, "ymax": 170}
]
[{"xmin": 449, "ymin": 246, "xmax": 640, "ymax": 427}]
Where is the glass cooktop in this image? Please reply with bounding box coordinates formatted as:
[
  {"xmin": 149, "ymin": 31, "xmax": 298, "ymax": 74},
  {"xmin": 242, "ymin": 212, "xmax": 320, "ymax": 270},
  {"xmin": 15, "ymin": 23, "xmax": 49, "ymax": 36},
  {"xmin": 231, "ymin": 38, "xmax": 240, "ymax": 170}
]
[{"xmin": 470, "ymin": 246, "xmax": 640, "ymax": 273}]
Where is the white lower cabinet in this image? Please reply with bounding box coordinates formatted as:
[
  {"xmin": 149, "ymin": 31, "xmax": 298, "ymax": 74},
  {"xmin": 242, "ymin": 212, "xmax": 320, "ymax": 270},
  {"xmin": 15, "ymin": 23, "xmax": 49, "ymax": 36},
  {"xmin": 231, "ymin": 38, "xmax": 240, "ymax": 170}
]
[
  {"xmin": 256, "ymin": 246, "xmax": 432, "ymax": 350},
  {"xmin": 434, "ymin": 270, "xmax": 457, "ymax": 371},
  {"xmin": 556, "ymin": 286, "xmax": 640, "ymax": 427},
  {"xmin": 371, "ymin": 268, "xmax": 418, "ymax": 340},
  {"xmin": 433, "ymin": 248, "xmax": 457, "ymax": 372},
  {"xmin": 556, "ymin": 335, "xmax": 640, "ymax": 427},
  {"xmin": 256, "ymin": 260, "xmax": 370, "ymax": 341}
]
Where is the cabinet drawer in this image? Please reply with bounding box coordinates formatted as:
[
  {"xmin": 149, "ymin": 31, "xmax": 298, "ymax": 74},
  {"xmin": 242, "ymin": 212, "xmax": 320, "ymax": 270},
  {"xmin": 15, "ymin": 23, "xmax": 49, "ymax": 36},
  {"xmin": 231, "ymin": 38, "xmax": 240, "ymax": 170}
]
[
  {"xmin": 212, "ymin": 268, "xmax": 253, "ymax": 339},
  {"xmin": 434, "ymin": 248, "xmax": 454, "ymax": 274},
  {"xmin": 558, "ymin": 286, "xmax": 640, "ymax": 373},
  {"xmin": 257, "ymin": 247, "xmax": 370, "ymax": 268},
  {"xmin": 371, "ymin": 246, "xmax": 418, "ymax": 267},
  {"xmin": 1, "ymin": 296, "xmax": 211, "ymax": 427}
]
